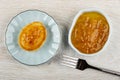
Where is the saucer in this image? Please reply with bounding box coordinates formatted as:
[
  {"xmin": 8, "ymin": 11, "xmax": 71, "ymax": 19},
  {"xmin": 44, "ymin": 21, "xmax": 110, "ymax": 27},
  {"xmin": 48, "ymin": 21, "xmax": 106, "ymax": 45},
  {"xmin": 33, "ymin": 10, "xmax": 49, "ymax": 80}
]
[{"xmin": 5, "ymin": 10, "xmax": 61, "ymax": 65}]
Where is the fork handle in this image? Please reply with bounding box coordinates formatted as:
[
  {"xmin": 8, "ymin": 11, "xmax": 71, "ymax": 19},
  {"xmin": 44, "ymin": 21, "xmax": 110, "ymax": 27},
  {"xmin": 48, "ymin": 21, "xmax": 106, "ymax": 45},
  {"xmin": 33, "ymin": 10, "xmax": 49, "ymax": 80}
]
[{"xmin": 88, "ymin": 65, "xmax": 120, "ymax": 76}]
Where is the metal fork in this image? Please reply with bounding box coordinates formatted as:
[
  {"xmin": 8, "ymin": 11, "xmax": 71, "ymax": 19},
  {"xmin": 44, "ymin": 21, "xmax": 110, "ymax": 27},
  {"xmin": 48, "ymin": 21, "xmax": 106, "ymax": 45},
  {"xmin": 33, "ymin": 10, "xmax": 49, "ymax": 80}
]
[{"xmin": 60, "ymin": 55, "xmax": 120, "ymax": 76}]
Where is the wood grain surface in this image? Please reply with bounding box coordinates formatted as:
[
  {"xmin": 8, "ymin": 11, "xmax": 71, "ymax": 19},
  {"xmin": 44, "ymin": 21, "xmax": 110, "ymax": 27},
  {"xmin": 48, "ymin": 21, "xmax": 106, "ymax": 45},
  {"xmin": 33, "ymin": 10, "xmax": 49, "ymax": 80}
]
[{"xmin": 0, "ymin": 0, "xmax": 120, "ymax": 80}]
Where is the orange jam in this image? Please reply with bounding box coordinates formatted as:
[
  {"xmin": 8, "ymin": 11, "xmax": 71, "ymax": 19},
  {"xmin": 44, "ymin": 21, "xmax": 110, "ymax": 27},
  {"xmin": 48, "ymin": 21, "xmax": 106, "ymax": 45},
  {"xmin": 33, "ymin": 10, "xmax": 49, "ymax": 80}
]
[
  {"xmin": 19, "ymin": 22, "xmax": 47, "ymax": 51},
  {"xmin": 71, "ymin": 12, "xmax": 109, "ymax": 54}
]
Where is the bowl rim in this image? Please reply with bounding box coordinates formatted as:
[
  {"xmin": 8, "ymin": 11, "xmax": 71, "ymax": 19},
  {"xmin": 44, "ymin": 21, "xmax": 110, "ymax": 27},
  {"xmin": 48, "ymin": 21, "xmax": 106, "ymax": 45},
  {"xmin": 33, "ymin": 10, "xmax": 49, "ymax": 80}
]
[
  {"xmin": 68, "ymin": 8, "xmax": 112, "ymax": 56},
  {"xmin": 5, "ymin": 9, "xmax": 62, "ymax": 65}
]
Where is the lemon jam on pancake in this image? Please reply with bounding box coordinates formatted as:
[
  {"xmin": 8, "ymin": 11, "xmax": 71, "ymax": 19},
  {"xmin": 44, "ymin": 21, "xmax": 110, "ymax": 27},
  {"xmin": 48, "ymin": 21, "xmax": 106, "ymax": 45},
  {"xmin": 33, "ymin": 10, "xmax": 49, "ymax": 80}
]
[{"xmin": 19, "ymin": 22, "xmax": 47, "ymax": 51}]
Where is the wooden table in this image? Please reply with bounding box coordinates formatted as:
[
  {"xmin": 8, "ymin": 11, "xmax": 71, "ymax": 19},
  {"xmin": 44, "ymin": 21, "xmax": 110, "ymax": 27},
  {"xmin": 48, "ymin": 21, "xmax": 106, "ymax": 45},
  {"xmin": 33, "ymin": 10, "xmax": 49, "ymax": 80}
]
[{"xmin": 0, "ymin": 0, "xmax": 120, "ymax": 80}]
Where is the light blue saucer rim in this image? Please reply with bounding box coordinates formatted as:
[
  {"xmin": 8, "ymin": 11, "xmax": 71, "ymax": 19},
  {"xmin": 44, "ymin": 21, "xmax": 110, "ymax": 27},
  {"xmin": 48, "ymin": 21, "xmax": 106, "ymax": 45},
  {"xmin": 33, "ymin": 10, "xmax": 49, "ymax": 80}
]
[{"xmin": 5, "ymin": 9, "xmax": 62, "ymax": 66}]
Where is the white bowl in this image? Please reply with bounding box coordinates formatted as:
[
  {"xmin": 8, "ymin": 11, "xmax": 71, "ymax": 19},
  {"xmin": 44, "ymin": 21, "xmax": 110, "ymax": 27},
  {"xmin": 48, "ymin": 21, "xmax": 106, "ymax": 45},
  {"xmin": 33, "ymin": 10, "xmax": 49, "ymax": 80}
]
[{"xmin": 68, "ymin": 8, "xmax": 112, "ymax": 56}]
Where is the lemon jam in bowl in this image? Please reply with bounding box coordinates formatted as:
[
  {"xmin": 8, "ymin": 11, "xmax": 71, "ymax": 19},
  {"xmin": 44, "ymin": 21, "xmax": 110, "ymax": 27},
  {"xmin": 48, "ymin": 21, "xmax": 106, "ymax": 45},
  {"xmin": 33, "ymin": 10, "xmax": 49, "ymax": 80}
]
[{"xmin": 69, "ymin": 8, "xmax": 112, "ymax": 56}]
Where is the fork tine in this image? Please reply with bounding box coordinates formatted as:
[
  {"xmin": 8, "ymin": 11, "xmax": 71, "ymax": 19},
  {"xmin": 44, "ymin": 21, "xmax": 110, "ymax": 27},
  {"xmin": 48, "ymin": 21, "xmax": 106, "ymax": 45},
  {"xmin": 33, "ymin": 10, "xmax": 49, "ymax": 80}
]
[
  {"xmin": 60, "ymin": 55, "xmax": 78, "ymax": 68},
  {"xmin": 63, "ymin": 55, "xmax": 78, "ymax": 61},
  {"xmin": 62, "ymin": 57, "xmax": 77, "ymax": 63},
  {"xmin": 61, "ymin": 62, "xmax": 76, "ymax": 68},
  {"xmin": 61, "ymin": 60, "xmax": 76, "ymax": 66}
]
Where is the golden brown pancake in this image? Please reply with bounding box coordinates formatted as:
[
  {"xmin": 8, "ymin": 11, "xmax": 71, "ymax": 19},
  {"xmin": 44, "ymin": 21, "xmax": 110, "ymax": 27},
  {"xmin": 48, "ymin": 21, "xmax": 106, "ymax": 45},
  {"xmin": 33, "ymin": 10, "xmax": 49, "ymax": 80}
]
[{"xmin": 19, "ymin": 22, "xmax": 47, "ymax": 51}]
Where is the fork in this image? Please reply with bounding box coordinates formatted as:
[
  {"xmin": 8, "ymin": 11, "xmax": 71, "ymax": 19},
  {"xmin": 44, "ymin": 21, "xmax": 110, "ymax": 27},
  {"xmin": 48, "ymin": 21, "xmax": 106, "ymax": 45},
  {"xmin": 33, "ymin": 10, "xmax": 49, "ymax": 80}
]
[{"xmin": 60, "ymin": 55, "xmax": 120, "ymax": 76}]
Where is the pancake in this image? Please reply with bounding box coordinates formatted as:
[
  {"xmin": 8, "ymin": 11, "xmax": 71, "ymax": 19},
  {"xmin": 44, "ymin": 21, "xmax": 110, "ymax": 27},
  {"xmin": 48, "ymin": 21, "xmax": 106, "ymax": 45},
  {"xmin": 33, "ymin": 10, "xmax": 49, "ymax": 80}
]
[{"xmin": 19, "ymin": 22, "xmax": 47, "ymax": 51}]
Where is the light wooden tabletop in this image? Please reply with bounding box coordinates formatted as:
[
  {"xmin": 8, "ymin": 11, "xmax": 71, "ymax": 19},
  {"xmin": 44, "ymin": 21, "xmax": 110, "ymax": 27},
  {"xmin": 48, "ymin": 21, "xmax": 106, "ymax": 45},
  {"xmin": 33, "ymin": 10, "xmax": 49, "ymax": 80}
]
[{"xmin": 0, "ymin": 0, "xmax": 120, "ymax": 80}]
